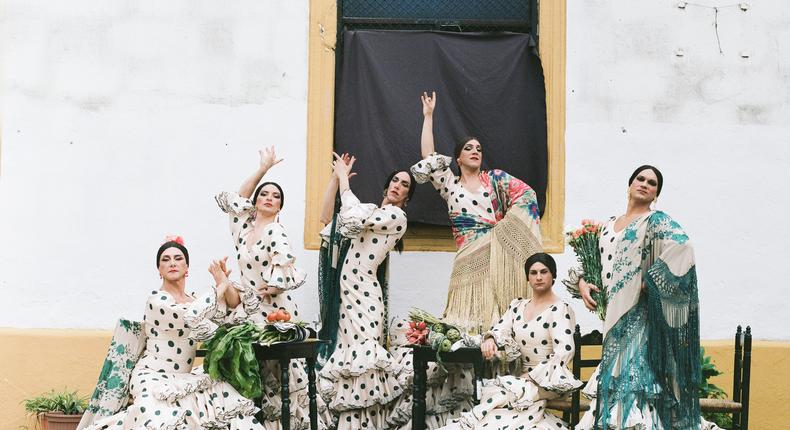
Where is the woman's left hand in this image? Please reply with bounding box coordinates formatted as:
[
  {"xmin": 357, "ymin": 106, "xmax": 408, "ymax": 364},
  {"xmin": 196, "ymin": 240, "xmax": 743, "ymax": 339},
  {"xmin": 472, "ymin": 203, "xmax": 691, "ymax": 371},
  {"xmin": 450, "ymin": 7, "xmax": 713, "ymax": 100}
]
[{"xmin": 208, "ymin": 258, "xmax": 229, "ymax": 296}]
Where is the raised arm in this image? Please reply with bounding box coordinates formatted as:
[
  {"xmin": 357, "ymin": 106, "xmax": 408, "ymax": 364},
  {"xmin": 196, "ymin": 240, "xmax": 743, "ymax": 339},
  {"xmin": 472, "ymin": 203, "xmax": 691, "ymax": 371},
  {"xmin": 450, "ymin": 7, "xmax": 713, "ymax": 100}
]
[
  {"xmin": 420, "ymin": 91, "xmax": 437, "ymax": 159},
  {"xmin": 239, "ymin": 146, "xmax": 283, "ymax": 199},
  {"xmin": 319, "ymin": 153, "xmax": 356, "ymax": 225}
]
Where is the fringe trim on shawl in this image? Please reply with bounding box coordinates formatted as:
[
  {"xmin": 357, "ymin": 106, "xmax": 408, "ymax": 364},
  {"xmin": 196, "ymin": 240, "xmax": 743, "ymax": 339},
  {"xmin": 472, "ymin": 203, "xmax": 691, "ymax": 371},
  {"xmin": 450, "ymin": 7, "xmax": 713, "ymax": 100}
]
[{"xmin": 444, "ymin": 205, "xmax": 542, "ymax": 333}]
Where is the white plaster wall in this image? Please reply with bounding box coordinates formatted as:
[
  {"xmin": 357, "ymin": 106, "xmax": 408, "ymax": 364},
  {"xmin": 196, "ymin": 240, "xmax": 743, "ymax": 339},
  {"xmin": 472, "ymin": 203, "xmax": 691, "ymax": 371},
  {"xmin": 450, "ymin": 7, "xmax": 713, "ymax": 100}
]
[{"xmin": 1, "ymin": 1, "xmax": 788, "ymax": 340}]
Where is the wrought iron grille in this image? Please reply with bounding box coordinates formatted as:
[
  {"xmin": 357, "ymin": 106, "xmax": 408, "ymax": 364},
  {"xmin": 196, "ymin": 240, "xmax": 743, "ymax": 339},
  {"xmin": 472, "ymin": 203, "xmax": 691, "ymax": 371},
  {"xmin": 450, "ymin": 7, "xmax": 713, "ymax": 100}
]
[{"xmin": 339, "ymin": 0, "xmax": 537, "ymax": 35}]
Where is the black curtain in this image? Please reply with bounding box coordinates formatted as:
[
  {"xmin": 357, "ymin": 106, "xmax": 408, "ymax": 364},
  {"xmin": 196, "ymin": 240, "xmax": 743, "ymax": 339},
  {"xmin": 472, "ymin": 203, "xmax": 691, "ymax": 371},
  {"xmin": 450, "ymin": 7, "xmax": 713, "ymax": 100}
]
[{"xmin": 334, "ymin": 30, "xmax": 547, "ymax": 226}]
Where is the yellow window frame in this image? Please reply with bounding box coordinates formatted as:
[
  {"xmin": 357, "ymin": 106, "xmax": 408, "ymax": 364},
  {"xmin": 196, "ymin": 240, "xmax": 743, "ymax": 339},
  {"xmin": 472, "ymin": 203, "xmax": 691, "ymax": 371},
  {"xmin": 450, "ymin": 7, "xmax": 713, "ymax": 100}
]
[{"xmin": 304, "ymin": 0, "xmax": 566, "ymax": 253}]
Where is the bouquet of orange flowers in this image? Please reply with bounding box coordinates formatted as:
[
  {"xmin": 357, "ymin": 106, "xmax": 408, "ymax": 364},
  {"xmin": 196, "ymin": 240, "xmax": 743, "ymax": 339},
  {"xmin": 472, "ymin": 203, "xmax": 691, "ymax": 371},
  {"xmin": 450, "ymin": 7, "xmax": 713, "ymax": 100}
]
[{"xmin": 563, "ymin": 220, "xmax": 607, "ymax": 320}]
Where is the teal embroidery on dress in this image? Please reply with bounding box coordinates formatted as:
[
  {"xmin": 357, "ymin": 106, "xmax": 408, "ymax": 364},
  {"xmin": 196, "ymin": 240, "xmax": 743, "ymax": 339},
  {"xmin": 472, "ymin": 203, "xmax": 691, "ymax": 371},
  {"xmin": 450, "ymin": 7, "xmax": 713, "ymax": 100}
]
[
  {"xmin": 83, "ymin": 319, "xmax": 145, "ymax": 417},
  {"xmin": 595, "ymin": 211, "xmax": 700, "ymax": 429}
]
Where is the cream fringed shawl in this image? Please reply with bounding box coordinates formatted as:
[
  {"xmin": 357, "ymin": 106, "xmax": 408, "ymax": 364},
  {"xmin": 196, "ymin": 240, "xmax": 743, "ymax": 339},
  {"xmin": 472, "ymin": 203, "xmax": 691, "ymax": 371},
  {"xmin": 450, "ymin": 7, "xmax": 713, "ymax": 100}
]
[{"xmin": 440, "ymin": 169, "xmax": 542, "ymax": 332}]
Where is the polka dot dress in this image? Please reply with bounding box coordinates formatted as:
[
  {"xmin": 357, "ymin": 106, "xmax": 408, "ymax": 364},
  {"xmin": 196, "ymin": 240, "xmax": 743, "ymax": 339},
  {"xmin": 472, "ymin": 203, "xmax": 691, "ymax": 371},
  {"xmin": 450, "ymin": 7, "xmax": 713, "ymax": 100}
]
[
  {"xmin": 216, "ymin": 191, "xmax": 331, "ymax": 430},
  {"xmin": 317, "ymin": 190, "xmax": 407, "ymax": 429},
  {"xmin": 438, "ymin": 299, "xmax": 582, "ymax": 430},
  {"xmin": 411, "ymin": 153, "xmax": 498, "ymax": 249},
  {"xmin": 83, "ymin": 290, "xmax": 262, "ymax": 430}
]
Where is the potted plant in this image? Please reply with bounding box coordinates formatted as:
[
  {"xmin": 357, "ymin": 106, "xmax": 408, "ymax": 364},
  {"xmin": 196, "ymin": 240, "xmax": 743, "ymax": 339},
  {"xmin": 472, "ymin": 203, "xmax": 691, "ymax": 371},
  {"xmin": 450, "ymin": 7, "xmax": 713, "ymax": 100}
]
[{"xmin": 23, "ymin": 389, "xmax": 87, "ymax": 430}]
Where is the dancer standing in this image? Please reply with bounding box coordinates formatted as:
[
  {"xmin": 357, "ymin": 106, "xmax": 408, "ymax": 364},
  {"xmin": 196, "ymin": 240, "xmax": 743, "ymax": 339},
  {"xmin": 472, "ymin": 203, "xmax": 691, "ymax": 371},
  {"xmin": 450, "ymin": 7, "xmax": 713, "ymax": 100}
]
[
  {"xmin": 412, "ymin": 92, "xmax": 543, "ymax": 332},
  {"xmin": 317, "ymin": 153, "xmax": 414, "ymax": 429},
  {"xmin": 574, "ymin": 166, "xmax": 718, "ymax": 429},
  {"xmin": 215, "ymin": 147, "xmax": 329, "ymax": 429}
]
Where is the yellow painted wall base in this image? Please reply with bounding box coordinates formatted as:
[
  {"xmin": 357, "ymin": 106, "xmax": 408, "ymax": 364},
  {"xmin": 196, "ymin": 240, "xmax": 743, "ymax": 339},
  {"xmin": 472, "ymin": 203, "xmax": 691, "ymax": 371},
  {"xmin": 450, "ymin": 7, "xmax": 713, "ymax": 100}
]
[{"xmin": 1, "ymin": 328, "xmax": 786, "ymax": 428}]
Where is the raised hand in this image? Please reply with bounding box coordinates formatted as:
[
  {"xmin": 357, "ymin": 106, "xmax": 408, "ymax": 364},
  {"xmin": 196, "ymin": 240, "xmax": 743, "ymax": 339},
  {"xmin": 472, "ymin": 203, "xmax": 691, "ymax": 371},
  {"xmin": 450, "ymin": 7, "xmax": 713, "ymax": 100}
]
[
  {"xmin": 208, "ymin": 259, "xmax": 230, "ymax": 296},
  {"xmin": 421, "ymin": 91, "xmax": 437, "ymax": 117},
  {"xmin": 218, "ymin": 256, "xmax": 232, "ymax": 277},
  {"xmin": 332, "ymin": 151, "xmax": 356, "ymax": 179},
  {"xmin": 259, "ymin": 146, "xmax": 284, "ymax": 171}
]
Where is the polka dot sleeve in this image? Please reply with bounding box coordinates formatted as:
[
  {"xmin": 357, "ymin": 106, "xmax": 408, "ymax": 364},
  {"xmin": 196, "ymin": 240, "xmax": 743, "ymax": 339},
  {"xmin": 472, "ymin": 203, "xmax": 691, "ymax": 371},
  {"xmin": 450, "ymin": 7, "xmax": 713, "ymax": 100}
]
[
  {"xmin": 410, "ymin": 153, "xmax": 456, "ymax": 200},
  {"xmin": 527, "ymin": 302, "xmax": 583, "ymax": 393},
  {"xmin": 484, "ymin": 299, "xmax": 523, "ymax": 362},
  {"xmin": 260, "ymin": 223, "xmax": 306, "ymax": 291},
  {"xmin": 214, "ymin": 191, "xmax": 255, "ymax": 242},
  {"xmin": 336, "ymin": 190, "xmax": 378, "ymax": 238},
  {"xmin": 184, "ymin": 290, "xmax": 223, "ymax": 341}
]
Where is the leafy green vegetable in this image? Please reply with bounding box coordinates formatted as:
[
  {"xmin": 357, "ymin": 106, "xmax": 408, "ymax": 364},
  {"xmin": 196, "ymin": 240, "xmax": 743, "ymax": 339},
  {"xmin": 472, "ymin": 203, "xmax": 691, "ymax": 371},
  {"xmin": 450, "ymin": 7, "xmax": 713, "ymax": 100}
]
[
  {"xmin": 203, "ymin": 323, "xmax": 262, "ymax": 399},
  {"xmin": 201, "ymin": 321, "xmax": 309, "ymax": 399}
]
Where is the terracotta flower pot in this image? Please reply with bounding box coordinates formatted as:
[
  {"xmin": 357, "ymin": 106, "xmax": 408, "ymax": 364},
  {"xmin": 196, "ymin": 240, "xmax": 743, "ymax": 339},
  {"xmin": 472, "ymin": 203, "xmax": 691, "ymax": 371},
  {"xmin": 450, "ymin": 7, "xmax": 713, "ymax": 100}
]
[{"xmin": 41, "ymin": 413, "xmax": 83, "ymax": 430}]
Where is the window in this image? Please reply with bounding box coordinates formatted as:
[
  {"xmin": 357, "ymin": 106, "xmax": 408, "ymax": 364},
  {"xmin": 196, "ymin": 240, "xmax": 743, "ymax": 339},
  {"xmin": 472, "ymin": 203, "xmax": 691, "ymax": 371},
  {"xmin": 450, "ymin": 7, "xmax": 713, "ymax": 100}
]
[{"xmin": 305, "ymin": 0, "xmax": 566, "ymax": 252}]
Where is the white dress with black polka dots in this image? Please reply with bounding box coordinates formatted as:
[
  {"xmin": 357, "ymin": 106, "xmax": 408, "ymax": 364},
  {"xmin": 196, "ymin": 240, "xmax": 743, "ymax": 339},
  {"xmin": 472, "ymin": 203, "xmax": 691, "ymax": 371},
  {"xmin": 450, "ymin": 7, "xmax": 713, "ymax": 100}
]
[
  {"xmin": 439, "ymin": 299, "xmax": 582, "ymax": 430},
  {"xmin": 317, "ymin": 190, "xmax": 408, "ymax": 430},
  {"xmin": 83, "ymin": 290, "xmax": 262, "ymax": 430},
  {"xmin": 216, "ymin": 191, "xmax": 330, "ymax": 430}
]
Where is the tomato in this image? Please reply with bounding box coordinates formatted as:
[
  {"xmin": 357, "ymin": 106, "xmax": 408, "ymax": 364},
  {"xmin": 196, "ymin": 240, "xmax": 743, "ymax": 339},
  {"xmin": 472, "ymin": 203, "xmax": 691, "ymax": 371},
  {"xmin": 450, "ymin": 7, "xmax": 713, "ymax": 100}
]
[
  {"xmin": 409, "ymin": 321, "xmax": 417, "ymax": 329},
  {"xmin": 281, "ymin": 310, "xmax": 291, "ymax": 322},
  {"xmin": 417, "ymin": 321, "xmax": 426, "ymax": 330},
  {"xmin": 266, "ymin": 313, "xmax": 277, "ymax": 322}
]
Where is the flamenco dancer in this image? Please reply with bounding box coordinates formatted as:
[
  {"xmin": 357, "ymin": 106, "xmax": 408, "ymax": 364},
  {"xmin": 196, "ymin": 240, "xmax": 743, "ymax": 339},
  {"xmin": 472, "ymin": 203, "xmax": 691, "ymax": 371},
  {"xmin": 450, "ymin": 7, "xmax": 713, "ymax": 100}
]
[
  {"xmin": 440, "ymin": 253, "xmax": 581, "ymax": 430},
  {"xmin": 79, "ymin": 238, "xmax": 262, "ymax": 429},
  {"xmin": 411, "ymin": 91, "xmax": 543, "ymax": 332},
  {"xmin": 317, "ymin": 152, "xmax": 415, "ymax": 429},
  {"xmin": 391, "ymin": 92, "xmax": 545, "ymax": 428},
  {"xmin": 574, "ymin": 166, "xmax": 720, "ymax": 429},
  {"xmin": 215, "ymin": 146, "xmax": 330, "ymax": 429}
]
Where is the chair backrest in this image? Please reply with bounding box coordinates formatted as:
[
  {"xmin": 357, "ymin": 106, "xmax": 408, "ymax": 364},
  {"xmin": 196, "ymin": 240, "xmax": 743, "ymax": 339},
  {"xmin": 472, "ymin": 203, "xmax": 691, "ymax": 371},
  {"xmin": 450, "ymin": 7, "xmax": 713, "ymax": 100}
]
[
  {"xmin": 733, "ymin": 325, "xmax": 752, "ymax": 430},
  {"xmin": 565, "ymin": 324, "xmax": 603, "ymax": 426}
]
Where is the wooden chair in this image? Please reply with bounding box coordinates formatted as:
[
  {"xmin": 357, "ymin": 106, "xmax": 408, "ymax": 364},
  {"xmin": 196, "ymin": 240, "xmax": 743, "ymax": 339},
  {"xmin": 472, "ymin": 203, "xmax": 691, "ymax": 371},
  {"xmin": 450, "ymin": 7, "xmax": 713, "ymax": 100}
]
[
  {"xmin": 544, "ymin": 324, "xmax": 600, "ymax": 426},
  {"xmin": 699, "ymin": 325, "xmax": 752, "ymax": 430},
  {"xmin": 547, "ymin": 325, "xmax": 753, "ymax": 429}
]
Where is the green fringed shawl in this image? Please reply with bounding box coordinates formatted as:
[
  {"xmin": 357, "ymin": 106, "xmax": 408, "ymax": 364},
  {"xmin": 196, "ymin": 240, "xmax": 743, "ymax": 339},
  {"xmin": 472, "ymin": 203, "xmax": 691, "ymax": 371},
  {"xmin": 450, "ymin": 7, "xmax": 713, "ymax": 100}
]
[
  {"xmin": 595, "ymin": 211, "xmax": 701, "ymax": 429},
  {"xmin": 317, "ymin": 211, "xmax": 350, "ymax": 364},
  {"xmin": 317, "ymin": 210, "xmax": 391, "ymax": 365}
]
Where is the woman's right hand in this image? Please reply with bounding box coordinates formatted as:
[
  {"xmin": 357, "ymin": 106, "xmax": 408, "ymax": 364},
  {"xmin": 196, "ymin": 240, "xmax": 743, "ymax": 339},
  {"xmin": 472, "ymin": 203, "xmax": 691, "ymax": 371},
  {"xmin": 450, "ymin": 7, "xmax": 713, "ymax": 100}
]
[
  {"xmin": 332, "ymin": 152, "xmax": 356, "ymax": 179},
  {"xmin": 259, "ymin": 146, "xmax": 283, "ymax": 172},
  {"xmin": 422, "ymin": 91, "xmax": 436, "ymax": 117},
  {"xmin": 579, "ymin": 278, "xmax": 599, "ymax": 311},
  {"xmin": 481, "ymin": 337, "xmax": 498, "ymax": 360}
]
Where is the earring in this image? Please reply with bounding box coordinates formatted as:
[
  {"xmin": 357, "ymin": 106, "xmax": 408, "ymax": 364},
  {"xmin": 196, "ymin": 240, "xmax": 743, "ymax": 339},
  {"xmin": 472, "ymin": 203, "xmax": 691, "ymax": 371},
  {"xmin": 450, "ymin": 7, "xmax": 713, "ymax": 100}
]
[
  {"xmin": 159, "ymin": 274, "xmax": 162, "ymax": 279},
  {"xmin": 382, "ymin": 190, "xmax": 388, "ymax": 198},
  {"xmin": 185, "ymin": 272, "xmax": 189, "ymax": 277}
]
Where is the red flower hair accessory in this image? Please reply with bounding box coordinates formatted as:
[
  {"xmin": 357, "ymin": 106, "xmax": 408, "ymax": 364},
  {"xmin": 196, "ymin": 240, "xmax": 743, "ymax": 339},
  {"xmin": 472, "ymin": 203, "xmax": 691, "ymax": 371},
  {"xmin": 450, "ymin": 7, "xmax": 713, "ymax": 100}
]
[{"xmin": 164, "ymin": 235, "xmax": 185, "ymax": 246}]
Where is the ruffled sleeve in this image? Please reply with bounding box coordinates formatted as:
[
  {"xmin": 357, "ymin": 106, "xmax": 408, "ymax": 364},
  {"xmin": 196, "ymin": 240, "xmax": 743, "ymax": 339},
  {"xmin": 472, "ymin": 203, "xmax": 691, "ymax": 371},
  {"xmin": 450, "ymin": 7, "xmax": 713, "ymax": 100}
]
[
  {"xmin": 527, "ymin": 302, "xmax": 582, "ymax": 393},
  {"xmin": 484, "ymin": 299, "xmax": 523, "ymax": 362},
  {"xmin": 410, "ymin": 153, "xmax": 456, "ymax": 200},
  {"xmin": 184, "ymin": 289, "xmax": 226, "ymax": 341},
  {"xmin": 260, "ymin": 223, "xmax": 306, "ymax": 291},
  {"xmin": 337, "ymin": 190, "xmax": 407, "ymax": 239},
  {"xmin": 335, "ymin": 190, "xmax": 376, "ymax": 238},
  {"xmin": 215, "ymin": 191, "xmax": 255, "ymax": 243}
]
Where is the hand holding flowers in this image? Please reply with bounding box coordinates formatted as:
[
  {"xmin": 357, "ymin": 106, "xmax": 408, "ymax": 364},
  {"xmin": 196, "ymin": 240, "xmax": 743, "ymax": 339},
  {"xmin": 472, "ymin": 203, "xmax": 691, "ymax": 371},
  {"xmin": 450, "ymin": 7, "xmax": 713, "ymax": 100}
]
[{"xmin": 563, "ymin": 220, "xmax": 608, "ymax": 320}]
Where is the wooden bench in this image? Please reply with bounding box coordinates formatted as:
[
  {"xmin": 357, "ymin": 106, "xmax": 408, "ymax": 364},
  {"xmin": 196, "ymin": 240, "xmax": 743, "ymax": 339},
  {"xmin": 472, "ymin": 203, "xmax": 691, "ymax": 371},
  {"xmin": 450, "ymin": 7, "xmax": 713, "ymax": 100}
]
[{"xmin": 546, "ymin": 325, "xmax": 753, "ymax": 429}]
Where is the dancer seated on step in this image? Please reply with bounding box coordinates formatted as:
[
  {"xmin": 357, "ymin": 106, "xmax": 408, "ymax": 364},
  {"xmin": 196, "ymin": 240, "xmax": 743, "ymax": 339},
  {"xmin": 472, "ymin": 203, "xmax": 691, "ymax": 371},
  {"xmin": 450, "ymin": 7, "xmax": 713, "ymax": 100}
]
[
  {"xmin": 79, "ymin": 237, "xmax": 262, "ymax": 430},
  {"xmin": 439, "ymin": 252, "xmax": 582, "ymax": 430}
]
